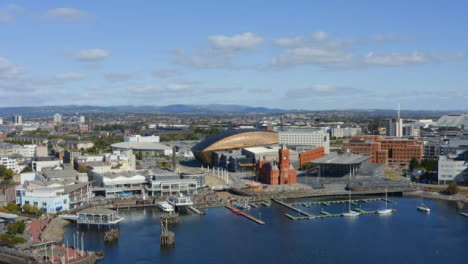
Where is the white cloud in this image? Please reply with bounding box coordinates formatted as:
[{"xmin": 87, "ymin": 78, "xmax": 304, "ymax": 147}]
[
  {"xmin": 75, "ymin": 49, "xmax": 109, "ymax": 61},
  {"xmin": 55, "ymin": 72, "xmax": 86, "ymax": 80},
  {"xmin": 270, "ymin": 31, "xmax": 464, "ymax": 69},
  {"xmin": 0, "ymin": 57, "xmax": 22, "ymax": 78},
  {"xmin": 0, "ymin": 4, "xmax": 23, "ymax": 23},
  {"xmin": 43, "ymin": 8, "xmax": 91, "ymax": 23},
  {"xmin": 104, "ymin": 72, "xmax": 133, "ymax": 82},
  {"xmin": 363, "ymin": 52, "xmax": 463, "ymax": 66},
  {"xmin": 208, "ymin": 32, "xmax": 264, "ymax": 50},
  {"xmin": 174, "ymin": 32, "xmax": 263, "ymax": 68},
  {"xmin": 287, "ymin": 84, "xmax": 365, "ymax": 97},
  {"xmin": 152, "ymin": 69, "xmax": 178, "ymax": 78},
  {"xmin": 129, "ymin": 82, "xmax": 191, "ymax": 95}
]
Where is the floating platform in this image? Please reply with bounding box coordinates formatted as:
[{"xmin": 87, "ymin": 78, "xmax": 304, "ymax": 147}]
[{"xmin": 225, "ymin": 205, "xmax": 265, "ymax": 225}]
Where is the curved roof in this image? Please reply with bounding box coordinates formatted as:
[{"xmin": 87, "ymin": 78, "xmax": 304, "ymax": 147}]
[
  {"xmin": 191, "ymin": 129, "xmax": 279, "ymax": 164},
  {"xmin": 192, "ymin": 129, "xmax": 277, "ymax": 151},
  {"xmin": 437, "ymin": 114, "xmax": 468, "ymax": 128}
]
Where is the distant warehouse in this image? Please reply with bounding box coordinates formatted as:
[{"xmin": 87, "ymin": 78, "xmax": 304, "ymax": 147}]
[{"xmin": 111, "ymin": 142, "xmax": 173, "ymax": 156}]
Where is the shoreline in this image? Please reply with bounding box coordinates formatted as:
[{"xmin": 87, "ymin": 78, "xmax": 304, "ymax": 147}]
[{"xmin": 403, "ymin": 190, "xmax": 468, "ymax": 203}]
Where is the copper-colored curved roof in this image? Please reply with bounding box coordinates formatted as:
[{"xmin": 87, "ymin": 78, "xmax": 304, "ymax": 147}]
[{"xmin": 192, "ymin": 129, "xmax": 279, "ymax": 165}]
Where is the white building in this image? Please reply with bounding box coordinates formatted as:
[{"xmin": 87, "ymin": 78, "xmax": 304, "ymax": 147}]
[
  {"xmin": 0, "ymin": 117, "xmax": 3, "ymax": 125},
  {"xmin": 92, "ymin": 171, "xmax": 147, "ymax": 198},
  {"xmin": 79, "ymin": 116, "xmax": 85, "ymax": 123},
  {"xmin": 385, "ymin": 118, "xmax": 403, "ymax": 137},
  {"xmin": 32, "ymin": 160, "xmax": 62, "ymax": 172},
  {"xmin": 0, "ymin": 155, "xmax": 20, "ymax": 173},
  {"xmin": 329, "ymin": 127, "xmax": 362, "ymax": 138},
  {"xmin": 14, "ymin": 115, "xmax": 22, "ymax": 125},
  {"xmin": 111, "ymin": 142, "xmax": 173, "ymax": 156},
  {"xmin": 53, "ymin": 113, "xmax": 62, "ymax": 123},
  {"xmin": 438, "ymin": 155, "xmax": 468, "ymax": 183},
  {"xmin": 402, "ymin": 125, "xmax": 420, "ymax": 137},
  {"xmin": 124, "ymin": 135, "xmax": 160, "ymax": 143},
  {"xmin": 15, "ymin": 181, "xmax": 91, "ymax": 213},
  {"xmin": 279, "ymin": 130, "xmax": 330, "ymax": 154}
]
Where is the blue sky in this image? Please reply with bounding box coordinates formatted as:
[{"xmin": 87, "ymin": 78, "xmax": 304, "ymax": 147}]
[{"xmin": 0, "ymin": 0, "xmax": 467, "ymax": 110}]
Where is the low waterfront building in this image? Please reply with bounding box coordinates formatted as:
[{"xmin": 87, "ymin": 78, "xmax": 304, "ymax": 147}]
[
  {"xmin": 438, "ymin": 152, "xmax": 468, "ymax": 184},
  {"xmin": 92, "ymin": 171, "xmax": 147, "ymax": 198},
  {"xmin": 145, "ymin": 169, "xmax": 200, "ymax": 197},
  {"xmin": 15, "ymin": 181, "xmax": 91, "ymax": 213},
  {"xmin": 312, "ymin": 152, "xmax": 383, "ymax": 178},
  {"xmin": 77, "ymin": 207, "xmax": 123, "ymax": 226}
]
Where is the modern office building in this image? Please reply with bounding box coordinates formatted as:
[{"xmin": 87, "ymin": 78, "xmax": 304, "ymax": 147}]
[
  {"xmin": 278, "ymin": 129, "xmax": 330, "ymax": 154},
  {"xmin": 342, "ymin": 136, "xmax": 423, "ymax": 168},
  {"xmin": 329, "ymin": 127, "xmax": 362, "ymax": 139},
  {"xmin": 13, "ymin": 115, "xmax": 22, "ymax": 125},
  {"xmin": 385, "ymin": 118, "xmax": 403, "ymax": 137},
  {"xmin": 438, "ymin": 155, "xmax": 468, "ymax": 184}
]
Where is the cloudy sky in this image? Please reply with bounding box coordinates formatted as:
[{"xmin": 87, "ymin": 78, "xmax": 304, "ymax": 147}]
[{"xmin": 0, "ymin": 0, "xmax": 467, "ymax": 110}]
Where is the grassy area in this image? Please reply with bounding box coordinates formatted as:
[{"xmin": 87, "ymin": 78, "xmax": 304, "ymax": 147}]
[
  {"xmin": 205, "ymin": 175, "xmax": 226, "ymax": 186},
  {"xmin": 0, "ymin": 234, "xmax": 25, "ymax": 246},
  {"xmin": 384, "ymin": 170, "xmax": 405, "ymax": 181}
]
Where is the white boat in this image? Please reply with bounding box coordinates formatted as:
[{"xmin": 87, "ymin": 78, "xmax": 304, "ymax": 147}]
[
  {"xmin": 417, "ymin": 204, "xmax": 430, "ymax": 213},
  {"xmin": 168, "ymin": 193, "xmax": 193, "ymax": 207},
  {"xmin": 377, "ymin": 189, "xmax": 393, "ymax": 215},
  {"xmin": 158, "ymin": 201, "xmax": 174, "ymax": 213},
  {"xmin": 343, "ymin": 170, "xmax": 360, "ymax": 217},
  {"xmin": 416, "ymin": 186, "xmax": 430, "ymax": 213}
]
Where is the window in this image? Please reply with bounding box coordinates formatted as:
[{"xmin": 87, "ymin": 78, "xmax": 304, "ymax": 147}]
[
  {"xmin": 42, "ymin": 202, "xmax": 47, "ymax": 207},
  {"xmin": 63, "ymin": 199, "xmax": 67, "ymax": 204}
]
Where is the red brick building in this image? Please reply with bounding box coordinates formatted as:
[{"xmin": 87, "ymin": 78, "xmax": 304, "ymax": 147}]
[
  {"xmin": 299, "ymin": 146, "xmax": 325, "ymax": 168},
  {"xmin": 256, "ymin": 146, "xmax": 297, "ymax": 185},
  {"xmin": 342, "ymin": 135, "xmax": 423, "ymax": 168}
]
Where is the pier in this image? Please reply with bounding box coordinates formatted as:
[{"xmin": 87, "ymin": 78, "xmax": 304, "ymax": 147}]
[
  {"xmin": 225, "ymin": 205, "xmax": 265, "ymax": 225},
  {"xmin": 188, "ymin": 206, "xmax": 205, "ymax": 215},
  {"xmin": 273, "ymin": 198, "xmax": 396, "ymax": 220}
]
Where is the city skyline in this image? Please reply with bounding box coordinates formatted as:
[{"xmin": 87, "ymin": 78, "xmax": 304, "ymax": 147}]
[{"xmin": 1, "ymin": 1, "xmax": 467, "ymax": 109}]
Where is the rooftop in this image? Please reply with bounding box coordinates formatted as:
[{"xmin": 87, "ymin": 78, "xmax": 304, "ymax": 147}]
[
  {"xmin": 313, "ymin": 153, "xmax": 371, "ymax": 165},
  {"xmin": 111, "ymin": 142, "xmax": 172, "ymax": 151},
  {"xmin": 80, "ymin": 207, "xmax": 115, "ymax": 215}
]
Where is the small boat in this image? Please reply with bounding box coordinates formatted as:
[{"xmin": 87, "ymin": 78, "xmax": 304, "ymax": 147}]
[
  {"xmin": 157, "ymin": 201, "xmax": 174, "ymax": 213},
  {"xmin": 417, "ymin": 204, "xmax": 430, "ymax": 213},
  {"xmin": 234, "ymin": 203, "xmax": 250, "ymax": 210},
  {"xmin": 377, "ymin": 189, "xmax": 393, "ymax": 215},
  {"xmin": 342, "ymin": 211, "xmax": 360, "ymax": 217},
  {"xmin": 416, "ymin": 186, "xmax": 430, "ymax": 213},
  {"xmin": 231, "ymin": 208, "xmax": 243, "ymax": 215},
  {"xmin": 343, "ymin": 168, "xmax": 360, "ymax": 217}
]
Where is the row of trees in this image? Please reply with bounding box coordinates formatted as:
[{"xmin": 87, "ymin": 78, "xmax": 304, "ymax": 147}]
[{"xmin": 409, "ymin": 158, "xmax": 438, "ymax": 172}]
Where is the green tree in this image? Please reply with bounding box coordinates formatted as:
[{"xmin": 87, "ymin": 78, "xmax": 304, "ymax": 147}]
[
  {"xmin": 445, "ymin": 182, "xmax": 459, "ymax": 195},
  {"xmin": 420, "ymin": 159, "xmax": 437, "ymax": 172},
  {"xmin": 409, "ymin": 158, "xmax": 420, "ymax": 171},
  {"xmin": 21, "ymin": 166, "xmax": 33, "ymax": 173},
  {"xmin": 0, "ymin": 165, "xmax": 14, "ymax": 203},
  {"xmin": 7, "ymin": 221, "xmax": 25, "ymax": 234}
]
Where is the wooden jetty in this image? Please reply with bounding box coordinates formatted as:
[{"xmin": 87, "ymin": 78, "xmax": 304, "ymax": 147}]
[
  {"xmin": 188, "ymin": 206, "xmax": 204, "ymax": 215},
  {"xmin": 225, "ymin": 205, "xmax": 265, "ymax": 225},
  {"xmin": 161, "ymin": 213, "xmax": 179, "ymax": 224}
]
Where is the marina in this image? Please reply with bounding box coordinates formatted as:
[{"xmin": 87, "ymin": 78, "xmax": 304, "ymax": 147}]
[{"xmin": 60, "ymin": 197, "xmax": 468, "ymax": 264}]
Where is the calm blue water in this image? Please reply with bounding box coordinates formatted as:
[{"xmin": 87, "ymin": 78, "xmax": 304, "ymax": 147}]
[{"xmin": 63, "ymin": 197, "xmax": 468, "ymax": 264}]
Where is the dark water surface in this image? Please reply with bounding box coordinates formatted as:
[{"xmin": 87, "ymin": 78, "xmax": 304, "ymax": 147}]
[{"xmin": 63, "ymin": 198, "xmax": 468, "ymax": 264}]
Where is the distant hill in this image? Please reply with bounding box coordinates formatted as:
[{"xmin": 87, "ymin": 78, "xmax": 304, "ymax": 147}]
[{"xmin": 0, "ymin": 104, "xmax": 464, "ymax": 118}]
